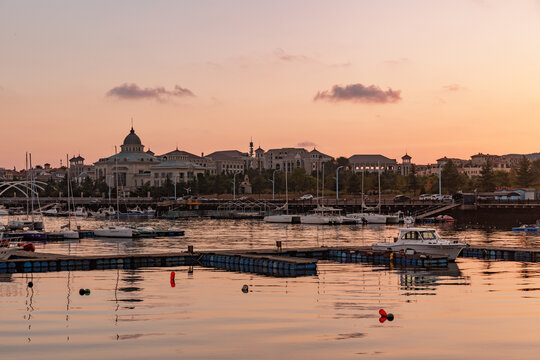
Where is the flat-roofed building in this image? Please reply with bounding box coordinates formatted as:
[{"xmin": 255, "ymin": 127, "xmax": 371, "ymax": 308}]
[
  {"xmin": 205, "ymin": 150, "xmax": 249, "ymax": 174},
  {"xmin": 349, "ymin": 154, "xmax": 397, "ymax": 173}
]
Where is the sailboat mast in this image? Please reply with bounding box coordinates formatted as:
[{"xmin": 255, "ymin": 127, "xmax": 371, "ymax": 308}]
[
  {"xmin": 285, "ymin": 163, "xmax": 288, "ymax": 215},
  {"xmin": 66, "ymin": 154, "xmax": 72, "ymax": 229},
  {"xmin": 25, "ymin": 152, "xmax": 29, "ymax": 217},
  {"xmin": 30, "ymin": 153, "xmax": 34, "ymax": 224},
  {"xmin": 322, "ymin": 163, "xmax": 325, "ymax": 204},
  {"xmin": 115, "ymin": 146, "xmax": 120, "ymax": 222},
  {"xmin": 361, "ymin": 168, "xmax": 364, "ymax": 215},
  {"xmin": 378, "ymin": 161, "xmax": 381, "ymax": 214}
]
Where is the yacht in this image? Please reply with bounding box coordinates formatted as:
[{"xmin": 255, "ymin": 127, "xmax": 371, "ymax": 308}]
[
  {"xmin": 301, "ymin": 206, "xmax": 344, "ymax": 225},
  {"xmin": 371, "ymin": 227, "xmax": 468, "ymax": 261}
]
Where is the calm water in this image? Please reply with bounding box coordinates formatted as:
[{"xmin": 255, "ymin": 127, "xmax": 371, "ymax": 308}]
[{"xmin": 1, "ymin": 218, "xmax": 539, "ymax": 359}]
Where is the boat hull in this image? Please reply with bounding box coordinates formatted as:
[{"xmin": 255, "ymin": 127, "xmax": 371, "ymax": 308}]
[
  {"xmin": 371, "ymin": 243, "xmax": 465, "ymax": 261},
  {"xmin": 94, "ymin": 227, "xmax": 135, "ymax": 238},
  {"xmin": 264, "ymin": 215, "xmax": 301, "ymax": 224}
]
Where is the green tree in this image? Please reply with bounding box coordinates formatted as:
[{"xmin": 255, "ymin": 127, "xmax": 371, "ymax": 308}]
[
  {"xmin": 479, "ymin": 159, "xmax": 496, "ymax": 191},
  {"xmin": 441, "ymin": 160, "xmax": 461, "ymax": 194},
  {"xmin": 516, "ymin": 156, "xmax": 534, "ymax": 188},
  {"xmin": 407, "ymin": 164, "xmax": 418, "ymax": 195}
]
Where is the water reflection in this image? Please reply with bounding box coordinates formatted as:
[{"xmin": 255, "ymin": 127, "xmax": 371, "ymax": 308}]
[{"xmin": 398, "ymin": 262, "xmax": 469, "ymax": 296}]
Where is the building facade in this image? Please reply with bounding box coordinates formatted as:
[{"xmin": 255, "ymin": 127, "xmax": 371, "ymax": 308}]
[{"xmin": 94, "ymin": 127, "xmax": 158, "ymax": 191}]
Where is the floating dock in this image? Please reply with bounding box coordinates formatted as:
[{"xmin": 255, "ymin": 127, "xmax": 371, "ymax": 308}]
[
  {"xmin": 3, "ymin": 229, "xmax": 185, "ymax": 241},
  {"xmin": 461, "ymin": 245, "xmax": 540, "ymax": 262},
  {"xmin": 1, "ymin": 244, "xmax": 538, "ymax": 277}
]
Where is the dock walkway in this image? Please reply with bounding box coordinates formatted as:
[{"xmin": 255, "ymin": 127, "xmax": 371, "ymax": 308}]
[{"xmin": 1, "ymin": 244, "xmax": 538, "ymax": 277}]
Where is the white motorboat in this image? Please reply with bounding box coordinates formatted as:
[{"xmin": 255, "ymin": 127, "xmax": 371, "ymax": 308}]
[
  {"xmin": 0, "ymin": 205, "xmax": 10, "ymax": 216},
  {"xmin": 93, "ymin": 226, "xmax": 137, "ymax": 238},
  {"xmin": 371, "ymin": 227, "xmax": 468, "ymax": 261}
]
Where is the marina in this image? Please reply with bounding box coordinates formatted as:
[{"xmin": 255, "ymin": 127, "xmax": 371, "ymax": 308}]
[{"xmin": 0, "ymin": 218, "xmax": 539, "ymax": 360}]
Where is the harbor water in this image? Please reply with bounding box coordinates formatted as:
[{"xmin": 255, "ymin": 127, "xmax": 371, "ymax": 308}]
[{"xmin": 1, "ymin": 218, "xmax": 539, "ymax": 359}]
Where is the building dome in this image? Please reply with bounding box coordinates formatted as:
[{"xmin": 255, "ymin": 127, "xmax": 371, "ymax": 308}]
[{"xmin": 123, "ymin": 127, "xmax": 142, "ymax": 146}]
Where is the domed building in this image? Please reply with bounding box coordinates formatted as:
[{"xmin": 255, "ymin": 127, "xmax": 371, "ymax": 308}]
[{"xmin": 94, "ymin": 127, "xmax": 158, "ymax": 191}]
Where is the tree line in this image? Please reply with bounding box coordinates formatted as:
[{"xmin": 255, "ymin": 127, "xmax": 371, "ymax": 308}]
[{"xmin": 3, "ymin": 156, "xmax": 539, "ymax": 199}]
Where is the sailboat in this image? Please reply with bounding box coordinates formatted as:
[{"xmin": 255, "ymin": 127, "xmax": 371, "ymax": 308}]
[
  {"xmin": 347, "ymin": 164, "xmax": 386, "ymax": 224},
  {"xmin": 94, "ymin": 146, "xmax": 136, "ymax": 238},
  {"xmin": 300, "ymin": 161, "xmax": 349, "ymax": 225},
  {"xmin": 57, "ymin": 155, "xmax": 79, "ymax": 239},
  {"xmin": 264, "ymin": 166, "xmax": 301, "ymax": 224}
]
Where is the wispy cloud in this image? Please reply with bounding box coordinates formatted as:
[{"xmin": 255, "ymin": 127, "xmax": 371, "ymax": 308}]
[
  {"xmin": 297, "ymin": 141, "xmax": 317, "ymax": 148},
  {"xmin": 443, "ymin": 84, "xmax": 466, "ymax": 92},
  {"xmin": 274, "ymin": 48, "xmax": 311, "ymax": 63},
  {"xmin": 384, "ymin": 57, "xmax": 411, "ymax": 66},
  {"xmin": 314, "ymin": 83, "xmax": 402, "ymax": 104},
  {"xmin": 106, "ymin": 83, "xmax": 195, "ymax": 101}
]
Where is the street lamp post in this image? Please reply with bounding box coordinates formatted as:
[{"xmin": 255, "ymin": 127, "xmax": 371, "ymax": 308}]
[
  {"xmin": 173, "ymin": 175, "xmax": 178, "ymax": 200},
  {"xmin": 336, "ymin": 166, "xmax": 344, "ymax": 201},
  {"xmin": 271, "ymin": 170, "xmax": 276, "ymax": 200},
  {"xmin": 233, "ymin": 171, "xmax": 241, "ymax": 200}
]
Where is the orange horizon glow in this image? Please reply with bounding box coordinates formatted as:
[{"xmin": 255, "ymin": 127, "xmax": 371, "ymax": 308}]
[{"xmin": 1, "ymin": 1, "xmax": 540, "ymax": 170}]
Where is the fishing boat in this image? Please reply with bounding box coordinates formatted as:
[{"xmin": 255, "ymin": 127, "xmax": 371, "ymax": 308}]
[{"xmin": 371, "ymin": 227, "xmax": 468, "ymax": 261}]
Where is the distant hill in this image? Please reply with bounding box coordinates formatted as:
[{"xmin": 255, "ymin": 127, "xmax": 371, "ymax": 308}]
[{"xmin": 505, "ymin": 153, "xmax": 540, "ymax": 159}]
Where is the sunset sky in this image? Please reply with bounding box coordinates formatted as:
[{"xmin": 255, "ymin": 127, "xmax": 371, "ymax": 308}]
[{"xmin": 1, "ymin": 0, "xmax": 540, "ymax": 169}]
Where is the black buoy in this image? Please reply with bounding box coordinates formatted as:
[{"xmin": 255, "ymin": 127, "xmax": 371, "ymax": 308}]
[
  {"xmin": 242, "ymin": 285, "xmax": 249, "ymax": 293},
  {"xmin": 79, "ymin": 288, "xmax": 86, "ymax": 296},
  {"xmin": 28, "ymin": 281, "xmax": 33, "ymax": 288},
  {"xmin": 387, "ymin": 313, "xmax": 394, "ymax": 321}
]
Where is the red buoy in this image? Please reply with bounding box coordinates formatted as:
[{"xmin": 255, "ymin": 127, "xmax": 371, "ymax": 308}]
[
  {"xmin": 170, "ymin": 271, "xmax": 175, "ymax": 281},
  {"xmin": 379, "ymin": 309, "xmax": 387, "ymax": 317}
]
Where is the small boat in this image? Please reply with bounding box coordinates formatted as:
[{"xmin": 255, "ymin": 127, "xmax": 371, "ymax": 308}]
[
  {"xmin": 70, "ymin": 207, "xmax": 88, "ymax": 217},
  {"xmin": 512, "ymin": 220, "xmax": 540, "ymax": 232},
  {"xmin": 0, "ymin": 205, "xmax": 10, "ymax": 216},
  {"xmin": 0, "ymin": 233, "xmax": 35, "ymax": 260},
  {"xmin": 435, "ymin": 214, "xmax": 455, "ymax": 222},
  {"xmin": 347, "ymin": 213, "xmax": 387, "ymax": 224},
  {"xmin": 89, "ymin": 206, "xmax": 116, "ymax": 218},
  {"xmin": 371, "ymin": 227, "xmax": 468, "ymax": 261},
  {"xmin": 7, "ymin": 220, "xmax": 44, "ymax": 231},
  {"xmin": 93, "ymin": 225, "xmax": 138, "ymax": 238}
]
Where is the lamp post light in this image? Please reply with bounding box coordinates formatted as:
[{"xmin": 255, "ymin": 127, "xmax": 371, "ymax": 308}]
[{"xmin": 336, "ymin": 166, "xmax": 344, "ymax": 201}]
